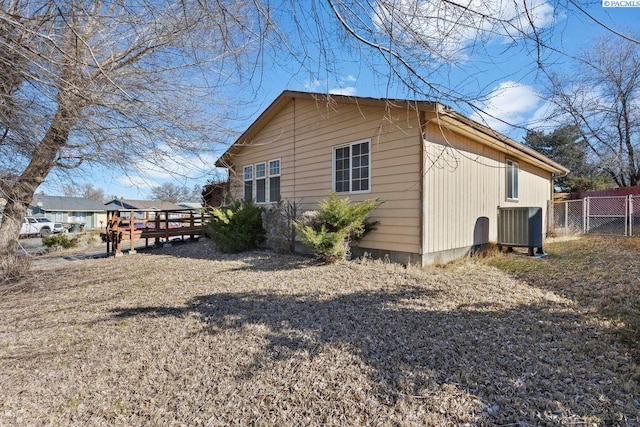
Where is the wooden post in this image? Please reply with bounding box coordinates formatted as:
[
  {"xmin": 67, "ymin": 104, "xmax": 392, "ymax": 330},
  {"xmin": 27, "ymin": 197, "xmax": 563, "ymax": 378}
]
[
  {"xmin": 129, "ymin": 210, "xmax": 136, "ymax": 254},
  {"xmin": 144, "ymin": 211, "xmax": 150, "ymax": 248},
  {"xmin": 190, "ymin": 212, "xmax": 195, "ymax": 240},
  {"xmin": 163, "ymin": 211, "xmax": 171, "ymax": 247},
  {"xmin": 106, "ymin": 211, "xmax": 112, "ymax": 255}
]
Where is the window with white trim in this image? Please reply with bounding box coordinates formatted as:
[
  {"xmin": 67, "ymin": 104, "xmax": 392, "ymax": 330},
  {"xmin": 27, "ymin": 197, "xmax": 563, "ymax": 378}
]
[
  {"xmin": 255, "ymin": 162, "xmax": 266, "ymax": 203},
  {"xmin": 506, "ymin": 159, "xmax": 519, "ymax": 200},
  {"xmin": 243, "ymin": 165, "xmax": 253, "ymax": 201},
  {"xmin": 268, "ymin": 159, "xmax": 281, "ymax": 202},
  {"xmin": 333, "ymin": 140, "xmax": 370, "ymax": 193}
]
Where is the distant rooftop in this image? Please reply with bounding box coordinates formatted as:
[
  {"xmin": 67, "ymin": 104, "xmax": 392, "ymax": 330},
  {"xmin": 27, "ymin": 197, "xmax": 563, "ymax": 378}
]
[
  {"xmin": 104, "ymin": 199, "xmax": 185, "ymax": 211},
  {"xmin": 32, "ymin": 195, "xmax": 106, "ymax": 212}
]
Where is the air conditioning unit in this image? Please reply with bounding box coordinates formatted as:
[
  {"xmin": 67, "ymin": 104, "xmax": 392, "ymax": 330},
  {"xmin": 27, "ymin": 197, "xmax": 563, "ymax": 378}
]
[{"xmin": 497, "ymin": 207, "xmax": 544, "ymax": 256}]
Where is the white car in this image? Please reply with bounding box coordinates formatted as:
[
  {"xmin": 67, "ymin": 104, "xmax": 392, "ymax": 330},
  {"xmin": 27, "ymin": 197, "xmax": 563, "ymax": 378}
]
[
  {"xmin": 20, "ymin": 217, "xmax": 59, "ymax": 238},
  {"xmin": 36, "ymin": 217, "xmax": 66, "ymax": 234}
]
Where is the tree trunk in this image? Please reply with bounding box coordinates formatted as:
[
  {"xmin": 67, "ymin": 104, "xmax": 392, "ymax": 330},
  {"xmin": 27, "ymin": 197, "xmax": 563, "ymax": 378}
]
[{"xmin": 0, "ymin": 107, "xmax": 75, "ymax": 278}]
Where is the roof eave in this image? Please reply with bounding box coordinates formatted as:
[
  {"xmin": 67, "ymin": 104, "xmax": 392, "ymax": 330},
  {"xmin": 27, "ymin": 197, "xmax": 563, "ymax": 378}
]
[
  {"xmin": 215, "ymin": 91, "xmax": 438, "ymax": 168},
  {"xmin": 437, "ymin": 107, "xmax": 570, "ymax": 175}
]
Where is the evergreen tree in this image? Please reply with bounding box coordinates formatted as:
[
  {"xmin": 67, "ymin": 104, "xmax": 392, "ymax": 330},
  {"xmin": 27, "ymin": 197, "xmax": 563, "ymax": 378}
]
[{"xmin": 524, "ymin": 125, "xmax": 614, "ymax": 193}]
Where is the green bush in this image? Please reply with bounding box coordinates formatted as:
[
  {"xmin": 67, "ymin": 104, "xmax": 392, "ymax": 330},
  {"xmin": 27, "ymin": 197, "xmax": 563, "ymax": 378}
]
[
  {"xmin": 295, "ymin": 191, "xmax": 382, "ymax": 262},
  {"xmin": 42, "ymin": 234, "xmax": 78, "ymax": 249},
  {"xmin": 206, "ymin": 200, "xmax": 266, "ymax": 253}
]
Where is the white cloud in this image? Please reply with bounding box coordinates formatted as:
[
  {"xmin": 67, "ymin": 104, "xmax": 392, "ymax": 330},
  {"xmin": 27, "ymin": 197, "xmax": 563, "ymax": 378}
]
[
  {"xmin": 527, "ymin": 99, "xmax": 559, "ymax": 130},
  {"xmin": 130, "ymin": 145, "xmax": 217, "ymax": 182},
  {"xmin": 329, "ymin": 86, "xmax": 357, "ymax": 96},
  {"xmin": 303, "ymin": 79, "xmax": 322, "ymax": 92},
  {"xmin": 374, "ymin": 0, "xmax": 555, "ymax": 60},
  {"xmin": 470, "ymin": 81, "xmax": 542, "ymax": 132},
  {"xmin": 116, "ymin": 175, "xmax": 160, "ymax": 193},
  {"xmin": 106, "ymin": 144, "xmax": 219, "ymax": 198},
  {"xmin": 302, "ymin": 76, "xmax": 358, "ymax": 96}
]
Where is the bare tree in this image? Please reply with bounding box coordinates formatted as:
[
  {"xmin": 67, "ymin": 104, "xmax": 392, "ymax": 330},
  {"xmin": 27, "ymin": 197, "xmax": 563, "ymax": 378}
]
[
  {"xmin": 0, "ymin": 0, "xmax": 264, "ymax": 274},
  {"xmin": 547, "ymin": 35, "xmax": 640, "ymax": 187},
  {"xmin": 63, "ymin": 183, "xmax": 105, "ymax": 203},
  {"xmin": 273, "ymin": 0, "xmax": 557, "ymax": 107},
  {"xmin": 2, "ymin": 0, "xmax": 639, "ymax": 277},
  {"xmin": 150, "ymin": 183, "xmax": 192, "ymax": 204}
]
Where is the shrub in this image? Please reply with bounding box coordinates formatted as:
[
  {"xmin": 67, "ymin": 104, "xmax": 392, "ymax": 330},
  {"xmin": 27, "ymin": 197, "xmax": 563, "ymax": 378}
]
[
  {"xmin": 262, "ymin": 200, "xmax": 299, "ymax": 254},
  {"xmin": 206, "ymin": 200, "xmax": 266, "ymax": 253},
  {"xmin": 295, "ymin": 191, "xmax": 382, "ymax": 262},
  {"xmin": 42, "ymin": 234, "xmax": 78, "ymax": 249}
]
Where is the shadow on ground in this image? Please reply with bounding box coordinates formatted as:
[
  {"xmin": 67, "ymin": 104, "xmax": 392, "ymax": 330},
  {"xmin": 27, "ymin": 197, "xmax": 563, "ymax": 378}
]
[{"xmin": 112, "ymin": 285, "xmax": 638, "ymax": 424}]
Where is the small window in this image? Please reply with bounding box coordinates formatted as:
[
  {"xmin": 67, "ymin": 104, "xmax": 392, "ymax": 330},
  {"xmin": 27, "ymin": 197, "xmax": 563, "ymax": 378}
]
[
  {"xmin": 255, "ymin": 163, "xmax": 266, "ymax": 203},
  {"xmin": 243, "ymin": 165, "xmax": 253, "ymax": 201},
  {"xmin": 268, "ymin": 159, "xmax": 281, "ymax": 202},
  {"xmin": 333, "ymin": 140, "xmax": 370, "ymax": 193},
  {"xmin": 506, "ymin": 159, "xmax": 519, "ymax": 200}
]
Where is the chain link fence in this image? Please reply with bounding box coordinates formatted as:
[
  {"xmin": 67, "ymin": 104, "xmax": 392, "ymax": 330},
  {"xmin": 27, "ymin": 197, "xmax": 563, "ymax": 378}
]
[
  {"xmin": 552, "ymin": 195, "xmax": 639, "ymax": 236},
  {"xmin": 632, "ymin": 196, "xmax": 640, "ymax": 236}
]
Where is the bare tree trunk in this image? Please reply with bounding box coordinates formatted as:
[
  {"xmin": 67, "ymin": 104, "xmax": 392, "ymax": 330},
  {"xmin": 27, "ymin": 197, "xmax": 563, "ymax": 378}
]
[{"xmin": 0, "ymin": 107, "xmax": 75, "ymax": 277}]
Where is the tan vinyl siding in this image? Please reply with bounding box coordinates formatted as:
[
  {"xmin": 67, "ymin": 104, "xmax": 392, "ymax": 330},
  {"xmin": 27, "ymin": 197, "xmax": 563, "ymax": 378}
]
[
  {"xmin": 222, "ymin": 92, "xmax": 561, "ymax": 265},
  {"xmin": 227, "ymin": 97, "xmax": 423, "ymax": 255},
  {"xmin": 422, "ymin": 116, "xmax": 552, "ymax": 255}
]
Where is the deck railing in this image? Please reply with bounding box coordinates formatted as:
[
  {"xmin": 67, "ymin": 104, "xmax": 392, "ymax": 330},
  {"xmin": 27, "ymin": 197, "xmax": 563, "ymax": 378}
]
[{"xmin": 105, "ymin": 209, "xmax": 210, "ymax": 256}]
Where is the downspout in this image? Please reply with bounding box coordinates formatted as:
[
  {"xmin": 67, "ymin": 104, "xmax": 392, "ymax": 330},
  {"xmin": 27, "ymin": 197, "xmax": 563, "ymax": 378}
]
[
  {"xmin": 549, "ymin": 170, "xmax": 569, "ymax": 235},
  {"xmin": 419, "ymin": 111, "xmax": 427, "ymax": 267},
  {"xmin": 293, "ymin": 97, "xmax": 296, "ymax": 201}
]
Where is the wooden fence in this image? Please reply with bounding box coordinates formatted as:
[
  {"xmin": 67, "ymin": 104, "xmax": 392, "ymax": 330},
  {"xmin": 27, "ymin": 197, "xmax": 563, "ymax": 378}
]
[{"xmin": 105, "ymin": 209, "xmax": 210, "ymax": 256}]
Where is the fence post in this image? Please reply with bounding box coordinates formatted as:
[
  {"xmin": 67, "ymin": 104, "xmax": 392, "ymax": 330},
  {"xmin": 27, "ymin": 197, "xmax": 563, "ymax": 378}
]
[
  {"xmin": 625, "ymin": 195, "xmax": 629, "ymax": 236},
  {"xmin": 630, "ymin": 195, "xmax": 634, "ymax": 236},
  {"xmin": 583, "ymin": 197, "xmax": 588, "ymax": 234},
  {"xmin": 561, "ymin": 200, "xmax": 569, "ymax": 236}
]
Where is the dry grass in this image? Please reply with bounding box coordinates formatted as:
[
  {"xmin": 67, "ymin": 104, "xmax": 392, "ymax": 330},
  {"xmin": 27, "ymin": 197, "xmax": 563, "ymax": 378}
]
[
  {"xmin": 1, "ymin": 237, "xmax": 639, "ymax": 426},
  {"xmin": 486, "ymin": 234, "xmax": 640, "ymax": 356}
]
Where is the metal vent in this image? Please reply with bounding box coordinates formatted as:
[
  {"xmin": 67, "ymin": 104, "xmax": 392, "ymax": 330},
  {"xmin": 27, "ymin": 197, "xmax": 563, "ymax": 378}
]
[{"xmin": 497, "ymin": 207, "xmax": 543, "ymax": 256}]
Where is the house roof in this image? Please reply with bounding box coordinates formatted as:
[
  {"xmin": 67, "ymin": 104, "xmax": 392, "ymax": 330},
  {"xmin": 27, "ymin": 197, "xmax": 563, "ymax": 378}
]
[
  {"xmin": 215, "ymin": 90, "xmax": 569, "ymax": 175},
  {"xmin": 31, "ymin": 195, "xmax": 106, "ymax": 212},
  {"xmin": 104, "ymin": 199, "xmax": 184, "ymax": 211},
  {"xmin": 178, "ymin": 202, "xmax": 203, "ymax": 210}
]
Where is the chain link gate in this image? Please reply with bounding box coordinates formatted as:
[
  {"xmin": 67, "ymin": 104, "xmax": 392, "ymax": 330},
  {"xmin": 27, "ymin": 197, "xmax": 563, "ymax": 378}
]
[
  {"xmin": 552, "ymin": 199, "xmax": 584, "ymax": 235},
  {"xmin": 553, "ymin": 195, "xmax": 639, "ymax": 236}
]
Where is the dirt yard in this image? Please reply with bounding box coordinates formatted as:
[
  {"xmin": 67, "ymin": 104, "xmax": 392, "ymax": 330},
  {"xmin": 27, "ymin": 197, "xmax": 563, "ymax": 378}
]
[{"xmin": 1, "ymin": 236, "xmax": 639, "ymax": 425}]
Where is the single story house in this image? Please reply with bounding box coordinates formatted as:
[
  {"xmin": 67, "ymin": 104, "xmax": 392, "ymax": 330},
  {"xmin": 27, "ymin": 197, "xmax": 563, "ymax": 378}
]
[
  {"xmin": 215, "ymin": 91, "xmax": 569, "ymax": 266},
  {"xmin": 178, "ymin": 202, "xmax": 204, "ymax": 211},
  {"xmin": 104, "ymin": 199, "xmax": 188, "ymax": 224},
  {"xmin": 29, "ymin": 195, "xmax": 107, "ymax": 229},
  {"xmin": 104, "ymin": 199, "xmax": 184, "ymax": 211}
]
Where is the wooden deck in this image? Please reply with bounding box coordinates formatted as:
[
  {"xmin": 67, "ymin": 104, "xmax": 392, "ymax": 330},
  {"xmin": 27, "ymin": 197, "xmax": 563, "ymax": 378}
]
[{"xmin": 105, "ymin": 209, "xmax": 210, "ymax": 256}]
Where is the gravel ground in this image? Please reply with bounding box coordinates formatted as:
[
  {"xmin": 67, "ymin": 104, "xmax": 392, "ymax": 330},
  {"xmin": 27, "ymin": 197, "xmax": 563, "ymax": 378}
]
[{"xmin": 1, "ymin": 237, "xmax": 639, "ymax": 426}]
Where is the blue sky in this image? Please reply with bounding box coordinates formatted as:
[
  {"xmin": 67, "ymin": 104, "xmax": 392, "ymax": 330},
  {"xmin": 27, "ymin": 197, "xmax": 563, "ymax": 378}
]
[{"xmin": 39, "ymin": 1, "xmax": 640, "ymax": 201}]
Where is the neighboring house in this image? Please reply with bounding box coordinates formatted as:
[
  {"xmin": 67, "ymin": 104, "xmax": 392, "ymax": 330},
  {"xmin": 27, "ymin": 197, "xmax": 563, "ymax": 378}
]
[
  {"xmin": 104, "ymin": 199, "xmax": 184, "ymax": 211},
  {"xmin": 29, "ymin": 195, "xmax": 107, "ymax": 229},
  {"xmin": 104, "ymin": 199, "xmax": 186, "ymax": 223},
  {"xmin": 178, "ymin": 202, "xmax": 204, "ymax": 211},
  {"xmin": 215, "ymin": 91, "xmax": 569, "ymax": 266}
]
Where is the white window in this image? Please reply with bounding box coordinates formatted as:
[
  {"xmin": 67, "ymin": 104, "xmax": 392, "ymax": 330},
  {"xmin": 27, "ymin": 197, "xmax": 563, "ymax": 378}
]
[
  {"xmin": 506, "ymin": 159, "xmax": 519, "ymax": 200},
  {"xmin": 243, "ymin": 165, "xmax": 253, "ymax": 201},
  {"xmin": 268, "ymin": 159, "xmax": 281, "ymax": 202},
  {"xmin": 333, "ymin": 140, "xmax": 370, "ymax": 193},
  {"xmin": 255, "ymin": 163, "xmax": 266, "ymax": 203}
]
